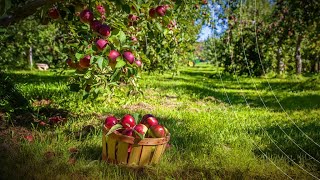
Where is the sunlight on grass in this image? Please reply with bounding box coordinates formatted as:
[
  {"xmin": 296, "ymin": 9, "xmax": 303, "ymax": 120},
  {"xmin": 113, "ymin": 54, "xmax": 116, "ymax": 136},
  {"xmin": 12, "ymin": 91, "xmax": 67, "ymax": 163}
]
[{"xmin": 0, "ymin": 64, "xmax": 319, "ymax": 179}]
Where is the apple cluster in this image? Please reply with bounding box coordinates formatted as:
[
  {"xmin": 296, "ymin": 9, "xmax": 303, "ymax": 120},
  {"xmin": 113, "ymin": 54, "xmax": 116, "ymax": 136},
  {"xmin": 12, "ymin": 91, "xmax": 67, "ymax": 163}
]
[
  {"xmin": 45, "ymin": 1, "xmax": 206, "ymax": 96},
  {"xmin": 104, "ymin": 114, "xmax": 169, "ymax": 139},
  {"xmin": 63, "ymin": 6, "xmax": 142, "ymax": 71}
]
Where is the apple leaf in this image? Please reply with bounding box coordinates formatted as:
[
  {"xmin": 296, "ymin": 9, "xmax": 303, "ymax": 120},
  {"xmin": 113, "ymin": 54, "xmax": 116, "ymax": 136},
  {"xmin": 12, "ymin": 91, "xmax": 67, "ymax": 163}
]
[
  {"xmin": 118, "ymin": 30, "xmax": 126, "ymax": 44},
  {"xmin": 75, "ymin": 53, "xmax": 83, "ymax": 60},
  {"xmin": 115, "ymin": 59, "xmax": 126, "ymax": 68},
  {"xmin": 155, "ymin": 22, "xmax": 163, "ymax": 32},
  {"xmin": 111, "ymin": 28, "xmax": 120, "ymax": 36},
  {"xmin": 106, "ymin": 124, "xmax": 123, "ymax": 136},
  {"xmin": 133, "ymin": 129, "xmax": 144, "ymax": 139},
  {"xmin": 122, "ymin": 4, "xmax": 130, "ymax": 14},
  {"xmin": 96, "ymin": 56, "xmax": 106, "ymax": 70},
  {"xmin": 132, "ymin": 113, "xmax": 140, "ymax": 124},
  {"xmin": 82, "ymin": 92, "xmax": 89, "ymax": 100},
  {"xmin": 110, "ymin": 69, "xmax": 120, "ymax": 82}
]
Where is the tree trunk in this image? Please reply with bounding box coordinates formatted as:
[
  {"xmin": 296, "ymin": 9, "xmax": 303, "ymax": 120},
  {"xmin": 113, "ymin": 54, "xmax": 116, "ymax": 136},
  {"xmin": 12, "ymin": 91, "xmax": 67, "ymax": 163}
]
[
  {"xmin": 295, "ymin": 34, "xmax": 303, "ymax": 75},
  {"xmin": 276, "ymin": 46, "xmax": 284, "ymax": 74},
  {"xmin": 28, "ymin": 46, "xmax": 33, "ymax": 70}
]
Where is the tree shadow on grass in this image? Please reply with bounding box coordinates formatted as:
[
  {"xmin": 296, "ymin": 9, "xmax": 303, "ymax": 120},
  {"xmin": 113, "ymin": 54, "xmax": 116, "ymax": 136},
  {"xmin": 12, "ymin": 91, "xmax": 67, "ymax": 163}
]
[
  {"xmin": 0, "ymin": 71, "xmax": 70, "ymax": 127},
  {"xmin": 154, "ymin": 82, "xmax": 320, "ymax": 111},
  {"xmin": 4, "ymin": 71, "xmax": 70, "ymax": 84},
  {"xmin": 251, "ymin": 122, "xmax": 320, "ymax": 168},
  {"xmin": 259, "ymin": 80, "xmax": 320, "ymax": 92}
]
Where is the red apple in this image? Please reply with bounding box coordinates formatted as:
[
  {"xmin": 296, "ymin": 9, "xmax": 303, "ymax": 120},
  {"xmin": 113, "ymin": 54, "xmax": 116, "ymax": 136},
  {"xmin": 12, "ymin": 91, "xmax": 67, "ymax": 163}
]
[
  {"xmin": 90, "ymin": 20, "xmax": 102, "ymax": 32},
  {"xmin": 96, "ymin": 39, "xmax": 108, "ymax": 51},
  {"xmin": 149, "ymin": 8, "xmax": 157, "ymax": 18},
  {"xmin": 80, "ymin": 9, "xmax": 94, "ymax": 24},
  {"xmin": 96, "ymin": 5, "xmax": 105, "ymax": 15},
  {"xmin": 133, "ymin": 124, "xmax": 148, "ymax": 138},
  {"xmin": 108, "ymin": 50, "xmax": 120, "ymax": 62},
  {"xmin": 142, "ymin": 114, "xmax": 154, "ymax": 122},
  {"xmin": 48, "ymin": 7, "xmax": 60, "ymax": 19},
  {"xmin": 128, "ymin": 14, "xmax": 139, "ymax": 22},
  {"xmin": 141, "ymin": 116, "xmax": 158, "ymax": 128},
  {"xmin": 150, "ymin": 125, "xmax": 166, "ymax": 138},
  {"xmin": 104, "ymin": 116, "xmax": 118, "ymax": 129},
  {"xmin": 123, "ymin": 51, "xmax": 135, "ymax": 64},
  {"xmin": 121, "ymin": 114, "xmax": 136, "ymax": 129},
  {"xmin": 156, "ymin": 6, "xmax": 166, "ymax": 17},
  {"xmin": 135, "ymin": 60, "xmax": 142, "ymax": 67},
  {"xmin": 79, "ymin": 55, "xmax": 91, "ymax": 68},
  {"xmin": 99, "ymin": 24, "xmax": 111, "ymax": 37},
  {"xmin": 122, "ymin": 128, "xmax": 133, "ymax": 136}
]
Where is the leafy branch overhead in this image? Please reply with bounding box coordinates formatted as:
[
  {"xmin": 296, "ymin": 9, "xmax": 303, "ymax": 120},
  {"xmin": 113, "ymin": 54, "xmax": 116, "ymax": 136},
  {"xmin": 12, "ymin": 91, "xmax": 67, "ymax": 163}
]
[
  {"xmin": 0, "ymin": 0, "xmax": 63, "ymax": 27},
  {"xmin": 0, "ymin": 0, "xmax": 211, "ymax": 97}
]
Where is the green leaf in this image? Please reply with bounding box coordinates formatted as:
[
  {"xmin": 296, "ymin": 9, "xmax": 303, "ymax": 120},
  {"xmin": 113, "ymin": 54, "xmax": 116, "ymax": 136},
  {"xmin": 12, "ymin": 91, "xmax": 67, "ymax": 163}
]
[
  {"xmin": 106, "ymin": 124, "xmax": 123, "ymax": 136},
  {"xmin": 130, "ymin": 2, "xmax": 140, "ymax": 14},
  {"xmin": 82, "ymin": 92, "xmax": 89, "ymax": 100},
  {"xmin": 110, "ymin": 69, "xmax": 121, "ymax": 82},
  {"xmin": 93, "ymin": 88, "xmax": 100, "ymax": 99},
  {"xmin": 75, "ymin": 53, "xmax": 83, "ymax": 60},
  {"xmin": 155, "ymin": 22, "xmax": 163, "ymax": 32},
  {"xmin": 122, "ymin": 5, "xmax": 131, "ymax": 14},
  {"xmin": 132, "ymin": 113, "xmax": 140, "ymax": 124},
  {"xmin": 118, "ymin": 30, "xmax": 126, "ymax": 44},
  {"xmin": 111, "ymin": 29, "xmax": 120, "ymax": 36},
  {"xmin": 115, "ymin": 59, "xmax": 126, "ymax": 68},
  {"xmin": 133, "ymin": 129, "xmax": 144, "ymax": 139},
  {"xmin": 96, "ymin": 56, "xmax": 106, "ymax": 70},
  {"xmin": 5, "ymin": 0, "xmax": 11, "ymax": 12},
  {"xmin": 109, "ymin": 36, "xmax": 120, "ymax": 49}
]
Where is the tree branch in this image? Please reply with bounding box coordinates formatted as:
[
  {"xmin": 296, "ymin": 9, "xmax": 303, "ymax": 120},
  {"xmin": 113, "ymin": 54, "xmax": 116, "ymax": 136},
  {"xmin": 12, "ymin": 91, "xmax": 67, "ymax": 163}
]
[{"xmin": 0, "ymin": 0, "xmax": 62, "ymax": 27}]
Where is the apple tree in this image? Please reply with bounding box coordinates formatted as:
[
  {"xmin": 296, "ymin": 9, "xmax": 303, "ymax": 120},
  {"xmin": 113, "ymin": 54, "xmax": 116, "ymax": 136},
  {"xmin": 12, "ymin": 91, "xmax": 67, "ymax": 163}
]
[{"xmin": 0, "ymin": 0, "xmax": 210, "ymax": 97}]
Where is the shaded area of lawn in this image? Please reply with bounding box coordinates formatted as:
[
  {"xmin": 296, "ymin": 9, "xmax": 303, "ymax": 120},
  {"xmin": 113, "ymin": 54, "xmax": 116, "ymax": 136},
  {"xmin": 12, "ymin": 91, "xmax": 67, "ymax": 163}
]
[
  {"xmin": 1, "ymin": 66, "xmax": 320, "ymax": 179},
  {"xmin": 251, "ymin": 122, "xmax": 320, "ymax": 164},
  {"xmin": 168, "ymin": 66, "xmax": 320, "ymax": 111}
]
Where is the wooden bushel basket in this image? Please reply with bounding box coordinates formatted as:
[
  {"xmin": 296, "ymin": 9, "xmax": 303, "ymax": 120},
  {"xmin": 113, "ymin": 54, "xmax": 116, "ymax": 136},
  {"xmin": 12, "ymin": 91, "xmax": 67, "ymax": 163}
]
[{"xmin": 102, "ymin": 125, "xmax": 170, "ymax": 166}]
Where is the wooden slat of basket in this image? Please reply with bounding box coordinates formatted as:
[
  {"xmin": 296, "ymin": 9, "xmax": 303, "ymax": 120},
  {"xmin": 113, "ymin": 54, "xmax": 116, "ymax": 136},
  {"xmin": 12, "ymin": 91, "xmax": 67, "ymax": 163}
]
[
  {"xmin": 150, "ymin": 144, "xmax": 165, "ymax": 164},
  {"xmin": 161, "ymin": 143, "xmax": 167, "ymax": 155},
  {"xmin": 107, "ymin": 128, "xmax": 170, "ymax": 145},
  {"xmin": 139, "ymin": 146, "xmax": 154, "ymax": 166},
  {"xmin": 107, "ymin": 136, "xmax": 117, "ymax": 162},
  {"xmin": 117, "ymin": 142, "xmax": 129, "ymax": 164},
  {"xmin": 102, "ymin": 133, "xmax": 107, "ymax": 161},
  {"xmin": 128, "ymin": 145, "xmax": 142, "ymax": 166}
]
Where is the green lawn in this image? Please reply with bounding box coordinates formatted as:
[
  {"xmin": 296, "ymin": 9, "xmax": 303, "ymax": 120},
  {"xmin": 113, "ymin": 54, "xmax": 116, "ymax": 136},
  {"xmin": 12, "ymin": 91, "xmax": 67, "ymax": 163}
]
[{"xmin": 1, "ymin": 64, "xmax": 320, "ymax": 179}]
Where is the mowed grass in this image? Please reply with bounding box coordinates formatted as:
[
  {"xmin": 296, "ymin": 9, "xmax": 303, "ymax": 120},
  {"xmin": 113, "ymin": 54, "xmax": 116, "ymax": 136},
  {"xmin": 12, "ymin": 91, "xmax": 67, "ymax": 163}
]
[{"xmin": 1, "ymin": 63, "xmax": 320, "ymax": 179}]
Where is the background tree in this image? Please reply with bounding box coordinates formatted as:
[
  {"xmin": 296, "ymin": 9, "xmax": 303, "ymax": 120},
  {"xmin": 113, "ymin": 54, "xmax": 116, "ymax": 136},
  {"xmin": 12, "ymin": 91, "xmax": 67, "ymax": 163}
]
[{"xmin": 202, "ymin": 0, "xmax": 320, "ymax": 76}]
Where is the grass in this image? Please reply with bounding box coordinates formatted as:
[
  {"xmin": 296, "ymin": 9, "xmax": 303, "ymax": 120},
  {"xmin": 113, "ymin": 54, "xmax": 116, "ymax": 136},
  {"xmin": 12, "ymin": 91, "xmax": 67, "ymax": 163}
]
[{"xmin": 0, "ymin": 63, "xmax": 320, "ymax": 179}]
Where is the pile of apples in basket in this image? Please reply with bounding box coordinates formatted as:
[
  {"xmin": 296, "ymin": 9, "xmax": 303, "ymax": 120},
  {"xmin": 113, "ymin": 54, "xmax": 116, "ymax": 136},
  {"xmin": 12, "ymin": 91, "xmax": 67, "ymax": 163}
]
[{"xmin": 104, "ymin": 114, "xmax": 170, "ymax": 139}]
